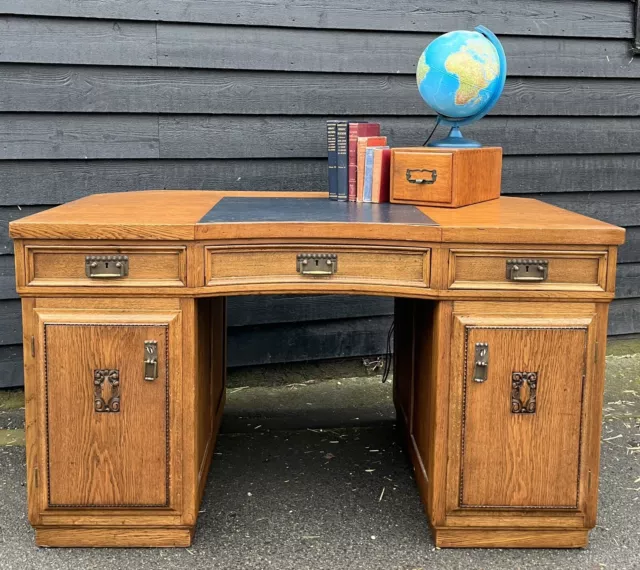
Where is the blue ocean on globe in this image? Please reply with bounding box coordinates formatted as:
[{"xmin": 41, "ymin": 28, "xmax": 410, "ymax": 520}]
[{"xmin": 416, "ymin": 30, "xmax": 501, "ymax": 120}]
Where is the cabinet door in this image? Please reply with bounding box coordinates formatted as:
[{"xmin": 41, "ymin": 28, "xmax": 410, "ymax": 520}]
[
  {"xmin": 449, "ymin": 310, "xmax": 595, "ymax": 512},
  {"xmin": 35, "ymin": 309, "xmax": 181, "ymax": 510}
]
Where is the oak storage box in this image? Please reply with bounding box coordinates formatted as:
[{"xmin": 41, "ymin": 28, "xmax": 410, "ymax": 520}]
[{"xmin": 390, "ymin": 146, "xmax": 502, "ymax": 208}]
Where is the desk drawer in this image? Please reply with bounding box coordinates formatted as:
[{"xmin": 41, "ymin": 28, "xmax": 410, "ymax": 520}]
[
  {"xmin": 205, "ymin": 245, "xmax": 430, "ymax": 288},
  {"xmin": 448, "ymin": 249, "xmax": 607, "ymax": 291},
  {"xmin": 25, "ymin": 245, "xmax": 187, "ymax": 287}
]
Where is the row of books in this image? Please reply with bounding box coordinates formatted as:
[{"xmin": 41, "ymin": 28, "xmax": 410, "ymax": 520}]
[{"xmin": 326, "ymin": 121, "xmax": 390, "ymax": 203}]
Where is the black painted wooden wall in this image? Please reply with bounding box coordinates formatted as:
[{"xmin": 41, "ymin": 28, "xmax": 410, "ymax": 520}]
[{"xmin": 1, "ymin": 1, "xmax": 639, "ymax": 387}]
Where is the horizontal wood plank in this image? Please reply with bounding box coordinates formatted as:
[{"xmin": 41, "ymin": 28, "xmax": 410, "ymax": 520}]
[
  {"xmin": 0, "ymin": 1, "xmax": 633, "ymax": 38},
  {"xmin": 0, "ymin": 300, "xmax": 21, "ymax": 345},
  {"xmin": 227, "ymin": 295, "xmax": 393, "ymax": 327},
  {"xmin": 0, "ymin": 16, "xmax": 157, "ymax": 66},
  {"xmin": 157, "ymin": 24, "xmax": 640, "ymax": 77},
  {"xmin": 502, "ymin": 155, "xmax": 640, "ymax": 195},
  {"xmin": 531, "ymin": 191, "xmax": 640, "ymax": 228},
  {"xmin": 1, "ymin": 155, "xmax": 639, "ymax": 206},
  {"xmin": 609, "ymin": 297, "xmax": 640, "ymax": 336},
  {"xmin": 3, "ymin": 65, "xmax": 640, "ymax": 117},
  {"xmin": 616, "ymin": 263, "xmax": 640, "ymax": 299},
  {"xmin": 8, "ymin": 115, "xmax": 640, "ymax": 161},
  {"xmin": 0, "ymin": 345, "xmax": 23, "ymax": 388},
  {"xmin": 0, "ymin": 256, "xmax": 18, "ymax": 299},
  {"xmin": 0, "ymin": 115, "xmax": 159, "ymax": 160},
  {"xmin": 227, "ymin": 315, "xmax": 393, "ymax": 367},
  {"xmin": 618, "ymin": 227, "xmax": 640, "ymax": 264},
  {"xmin": 1, "ymin": 16, "xmax": 639, "ymax": 78},
  {"xmin": 158, "ymin": 116, "xmax": 640, "ymax": 159},
  {"xmin": 0, "ymin": 160, "xmax": 325, "ymax": 205}
]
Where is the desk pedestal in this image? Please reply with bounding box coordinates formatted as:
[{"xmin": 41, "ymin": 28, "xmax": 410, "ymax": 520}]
[{"xmin": 395, "ymin": 299, "xmax": 606, "ymax": 548}]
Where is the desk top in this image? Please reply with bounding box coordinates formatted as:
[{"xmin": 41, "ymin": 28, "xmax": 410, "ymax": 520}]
[{"xmin": 9, "ymin": 190, "xmax": 625, "ymax": 246}]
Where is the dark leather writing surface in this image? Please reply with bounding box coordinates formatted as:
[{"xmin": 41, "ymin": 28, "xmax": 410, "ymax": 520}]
[{"xmin": 199, "ymin": 198, "xmax": 438, "ymax": 225}]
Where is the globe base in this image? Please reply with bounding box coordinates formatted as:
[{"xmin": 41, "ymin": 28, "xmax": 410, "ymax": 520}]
[{"xmin": 428, "ymin": 126, "xmax": 481, "ymax": 148}]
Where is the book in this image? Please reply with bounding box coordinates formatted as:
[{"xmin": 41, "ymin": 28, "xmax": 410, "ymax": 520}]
[
  {"xmin": 348, "ymin": 123, "xmax": 380, "ymax": 201},
  {"xmin": 326, "ymin": 121, "xmax": 339, "ymax": 200},
  {"xmin": 362, "ymin": 147, "xmax": 377, "ymax": 203},
  {"xmin": 356, "ymin": 136, "xmax": 387, "ymax": 202},
  {"xmin": 371, "ymin": 147, "xmax": 391, "ymax": 203},
  {"xmin": 336, "ymin": 121, "xmax": 349, "ymax": 201}
]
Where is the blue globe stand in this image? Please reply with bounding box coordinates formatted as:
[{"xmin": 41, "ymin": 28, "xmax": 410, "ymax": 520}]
[
  {"xmin": 426, "ymin": 25, "xmax": 507, "ymax": 148},
  {"xmin": 428, "ymin": 124, "xmax": 481, "ymax": 148}
]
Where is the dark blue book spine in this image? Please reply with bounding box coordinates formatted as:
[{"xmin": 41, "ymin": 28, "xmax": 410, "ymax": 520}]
[
  {"xmin": 326, "ymin": 121, "xmax": 338, "ymax": 200},
  {"xmin": 336, "ymin": 121, "xmax": 349, "ymax": 202}
]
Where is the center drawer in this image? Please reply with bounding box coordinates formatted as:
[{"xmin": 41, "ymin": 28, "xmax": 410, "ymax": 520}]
[{"xmin": 205, "ymin": 245, "xmax": 430, "ymax": 288}]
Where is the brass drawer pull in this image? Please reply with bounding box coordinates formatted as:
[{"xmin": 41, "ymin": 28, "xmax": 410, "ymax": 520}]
[
  {"xmin": 85, "ymin": 255, "xmax": 129, "ymax": 279},
  {"xmin": 144, "ymin": 341, "xmax": 158, "ymax": 381},
  {"xmin": 506, "ymin": 259, "xmax": 548, "ymax": 282},
  {"xmin": 296, "ymin": 253, "xmax": 338, "ymax": 276},
  {"xmin": 406, "ymin": 168, "xmax": 438, "ymax": 185},
  {"xmin": 473, "ymin": 343, "xmax": 489, "ymax": 383}
]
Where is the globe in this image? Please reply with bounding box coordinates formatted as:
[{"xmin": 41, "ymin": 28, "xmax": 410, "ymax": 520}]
[{"xmin": 416, "ymin": 26, "xmax": 506, "ymax": 147}]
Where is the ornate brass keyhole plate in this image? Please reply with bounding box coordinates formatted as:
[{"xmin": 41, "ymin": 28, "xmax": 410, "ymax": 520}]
[
  {"xmin": 94, "ymin": 369, "xmax": 120, "ymax": 413},
  {"xmin": 511, "ymin": 371, "xmax": 537, "ymax": 414}
]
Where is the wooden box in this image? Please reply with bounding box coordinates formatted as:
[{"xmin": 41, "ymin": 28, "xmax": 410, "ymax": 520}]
[{"xmin": 390, "ymin": 146, "xmax": 502, "ymax": 208}]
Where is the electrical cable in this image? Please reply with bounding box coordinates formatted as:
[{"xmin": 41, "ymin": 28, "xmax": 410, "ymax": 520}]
[
  {"xmin": 422, "ymin": 117, "xmax": 441, "ymax": 146},
  {"xmin": 381, "ymin": 319, "xmax": 395, "ymax": 383}
]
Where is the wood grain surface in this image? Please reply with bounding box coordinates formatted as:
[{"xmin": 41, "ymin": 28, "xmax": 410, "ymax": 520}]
[
  {"xmin": 3, "ymin": 66, "xmax": 640, "ymax": 117},
  {"xmin": 1, "ymin": 156, "xmax": 639, "ymax": 207},
  {"xmin": 43, "ymin": 322, "xmax": 170, "ymax": 507},
  {"xmin": 460, "ymin": 325, "xmax": 587, "ymax": 509},
  {"xmin": 1, "ymin": 1, "xmax": 632, "ymax": 38},
  {"xmin": 8, "ymin": 193, "xmax": 625, "ymax": 246}
]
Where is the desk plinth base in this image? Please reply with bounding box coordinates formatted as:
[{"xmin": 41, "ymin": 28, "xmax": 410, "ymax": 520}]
[
  {"xmin": 431, "ymin": 528, "xmax": 589, "ymax": 549},
  {"xmin": 35, "ymin": 527, "xmax": 194, "ymax": 548}
]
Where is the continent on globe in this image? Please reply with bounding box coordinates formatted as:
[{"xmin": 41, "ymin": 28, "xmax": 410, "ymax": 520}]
[
  {"xmin": 416, "ymin": 53, "xmax": 430, "ymax": 85},
  {"xmin": 444, "ymin": 38, "xmax": 499, "ymax": 106}
]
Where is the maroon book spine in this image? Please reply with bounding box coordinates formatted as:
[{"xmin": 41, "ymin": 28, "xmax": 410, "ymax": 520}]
[
  {"xmin": 348, "ymin": 123, "xmax": 380, "ymax": 202},
  {"xmin": 377, "ymin": 148, "xmax": 392, "ymax": 203}
]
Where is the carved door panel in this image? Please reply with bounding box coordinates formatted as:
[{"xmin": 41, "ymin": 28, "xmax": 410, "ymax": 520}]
[
  {"xmin": 450, "ymin": 313, "xmax": 595, "ymax": 512},
  {"xmin": 35, "ymin": 309, "xmax": 180, "ymax": 510}
]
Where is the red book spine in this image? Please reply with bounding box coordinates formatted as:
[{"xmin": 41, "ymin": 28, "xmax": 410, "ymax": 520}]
[
  {"xmin": 348, "ymin": 123, "xmax": 380, "ymax": 202},
  {"xmin": 378, "ymin": 148, "xmax": 391, "ymax": 203}
]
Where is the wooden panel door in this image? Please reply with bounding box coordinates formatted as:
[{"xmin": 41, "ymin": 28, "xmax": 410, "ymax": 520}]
[
  {"xmin": 35, "ymin": 308, "xmax": 181, "ymax": 509},
  {"xmin": 449, "ymin": 309, "xmax": 596, "ymax": 513}
]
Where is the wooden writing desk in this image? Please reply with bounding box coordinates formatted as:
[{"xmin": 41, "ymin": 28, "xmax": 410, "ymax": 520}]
[{"xmin": 9, "ymin": 191, "xmax": 625, "ymax": 548}]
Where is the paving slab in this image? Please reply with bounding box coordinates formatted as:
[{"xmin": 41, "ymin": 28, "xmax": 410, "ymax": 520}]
[{"xmin": 0, "ymin": 419, "xmax": 638, "ymax": 570}]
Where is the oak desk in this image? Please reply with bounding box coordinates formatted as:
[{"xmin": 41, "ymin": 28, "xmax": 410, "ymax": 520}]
[{"xmin": 9, "ymin": 191, "xmax": 625, "ymax": 549}]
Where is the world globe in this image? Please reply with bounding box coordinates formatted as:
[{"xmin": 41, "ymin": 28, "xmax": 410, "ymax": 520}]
[{"xmin": 416, "ymin": 26, "xmax": 507, "ymax": 147}]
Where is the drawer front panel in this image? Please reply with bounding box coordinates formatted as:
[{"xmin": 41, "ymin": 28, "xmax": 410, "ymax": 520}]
[
  {"xmin": 449, "ymin": 249, "xmax": 607, "ymax": 291},
  {"xmin": 390, "ymin": 151, "xmax": 453, "ymax": 205},
  {"xmin": 205, "ymin": 245, "xmax": 430, "ymax": 288},
  {"xmin": 26, "ymin": 245, "xmax": 187, "ymax": 287}
]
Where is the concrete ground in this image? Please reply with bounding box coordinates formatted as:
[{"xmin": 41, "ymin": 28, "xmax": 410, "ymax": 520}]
[{"xmin": 0, "ymin": 343, "xmax": 638, "ymax": 570}]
